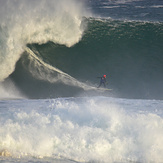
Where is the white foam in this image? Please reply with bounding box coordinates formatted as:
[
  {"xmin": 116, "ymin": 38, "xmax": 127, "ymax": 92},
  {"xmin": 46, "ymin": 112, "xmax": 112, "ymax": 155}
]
[
  {"xmin": 150, "ymin": 5, "xmax": 163, "ymax": 8},
  {"xmin": 0, "ymin": 97, "xmax": 163, "ymax": 162}
]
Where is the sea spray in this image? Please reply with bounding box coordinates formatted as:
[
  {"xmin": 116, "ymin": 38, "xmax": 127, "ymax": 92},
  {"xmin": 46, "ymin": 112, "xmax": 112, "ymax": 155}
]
[
  {"xmin": 0, "ymin": 79, "xmax": 25, "ymax": 99},
  {"xmin": 25, "ymin": 47, "xmax": 97, "ymax": 90}
]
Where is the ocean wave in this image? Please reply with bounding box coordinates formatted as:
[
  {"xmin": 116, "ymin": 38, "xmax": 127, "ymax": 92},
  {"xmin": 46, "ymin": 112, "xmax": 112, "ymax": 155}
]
[{"xmin": 1, "ymin": 8, "xmax": 163, "ymax": 99}]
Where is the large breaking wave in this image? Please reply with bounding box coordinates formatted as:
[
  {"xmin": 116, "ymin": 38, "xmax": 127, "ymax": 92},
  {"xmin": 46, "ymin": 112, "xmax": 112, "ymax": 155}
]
[{"xmin": 0, "ymin": 0, "xmax": 163, "ymax": 99}]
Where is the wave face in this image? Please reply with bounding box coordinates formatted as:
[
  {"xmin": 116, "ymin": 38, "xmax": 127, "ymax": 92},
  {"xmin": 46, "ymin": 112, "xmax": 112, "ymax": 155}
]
[{"xmin": 0, "ymin": 0, "xmax": 163, "ymax": 99}]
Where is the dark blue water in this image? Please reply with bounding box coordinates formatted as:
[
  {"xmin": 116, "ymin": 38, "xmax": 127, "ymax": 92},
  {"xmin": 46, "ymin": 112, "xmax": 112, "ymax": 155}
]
[{"xmin": 85, "ymin": 0, "xmax": 163, "ymax": 22}]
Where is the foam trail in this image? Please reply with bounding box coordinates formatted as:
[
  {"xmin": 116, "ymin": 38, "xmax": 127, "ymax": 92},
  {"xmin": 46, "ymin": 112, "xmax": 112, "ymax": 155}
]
[{"xmin": 25, "ymin": 47, "xmax": 96, "ymax": 90}]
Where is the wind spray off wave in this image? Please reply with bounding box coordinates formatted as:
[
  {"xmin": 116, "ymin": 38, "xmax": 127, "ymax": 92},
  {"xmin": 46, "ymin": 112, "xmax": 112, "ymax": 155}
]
[
  {"xmin": 25, "ymin": 47, "xmax": 95, "ymax": 90},
  {"xmin": 0, "ymin": 0, "xmax": 87, "ymax": 81}
]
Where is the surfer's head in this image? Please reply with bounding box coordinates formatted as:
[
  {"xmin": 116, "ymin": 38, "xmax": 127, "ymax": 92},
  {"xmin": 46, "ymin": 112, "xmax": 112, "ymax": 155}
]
[{"xmin": 103, "ymin": 75, "xmax": 106, "ymax": 78}]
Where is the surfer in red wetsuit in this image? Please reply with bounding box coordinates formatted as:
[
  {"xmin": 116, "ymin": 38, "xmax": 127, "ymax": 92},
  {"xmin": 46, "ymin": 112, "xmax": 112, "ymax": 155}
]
[{"xmin": 97, "ymin": 75, "xmax": 107, "ymax": 88}]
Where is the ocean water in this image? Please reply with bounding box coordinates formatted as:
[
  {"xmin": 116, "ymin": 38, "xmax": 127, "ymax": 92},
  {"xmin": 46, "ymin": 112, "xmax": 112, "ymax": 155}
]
[{"xmin": 0, "ymin": 0, "xmax": 163, "ymax": 162}]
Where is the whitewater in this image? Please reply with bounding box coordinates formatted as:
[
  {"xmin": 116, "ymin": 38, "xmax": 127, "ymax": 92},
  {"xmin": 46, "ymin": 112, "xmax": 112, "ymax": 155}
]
[
  {"xmin": 0, "ymin": 0, "xmax": 163, "ymax": 162},
  {"xmin": 1, "ymin": 97, "xmax": 163, "ymax": 162}
]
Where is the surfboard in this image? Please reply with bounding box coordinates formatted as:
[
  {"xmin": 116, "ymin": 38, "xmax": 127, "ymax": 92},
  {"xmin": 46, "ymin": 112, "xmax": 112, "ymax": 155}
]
[
  {"xmin": 96, "ymin": 87, "xmax": 112, "ymax": 91},
  {"xmin": 89, "ymin": 86, "xmax": 112, "ymax": 91}
]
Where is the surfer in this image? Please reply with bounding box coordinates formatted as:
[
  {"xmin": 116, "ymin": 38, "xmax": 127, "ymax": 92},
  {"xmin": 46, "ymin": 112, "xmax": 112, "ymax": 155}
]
[{"xmin": 97, "ymin": 75, "xmax": 107, "ymax": 88}]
